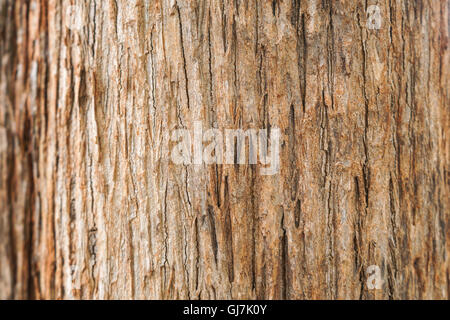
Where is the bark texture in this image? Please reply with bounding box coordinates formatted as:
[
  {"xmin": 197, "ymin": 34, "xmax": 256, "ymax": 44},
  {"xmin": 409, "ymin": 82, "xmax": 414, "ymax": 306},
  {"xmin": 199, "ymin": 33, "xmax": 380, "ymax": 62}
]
[{"xmin": 0, "ymin": 0, "xmax": 449, "ymax": 299}]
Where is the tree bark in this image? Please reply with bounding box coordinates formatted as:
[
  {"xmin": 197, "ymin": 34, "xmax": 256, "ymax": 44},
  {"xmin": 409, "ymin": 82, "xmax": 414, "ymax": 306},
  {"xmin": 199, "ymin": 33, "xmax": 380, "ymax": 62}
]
[{"xmin": 0, "ymin": 0, "xmax": 448, "ymax": 300}]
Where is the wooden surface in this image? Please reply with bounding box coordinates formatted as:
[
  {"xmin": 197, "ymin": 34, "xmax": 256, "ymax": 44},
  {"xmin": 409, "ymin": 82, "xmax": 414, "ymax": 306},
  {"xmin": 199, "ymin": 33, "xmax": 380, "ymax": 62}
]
[{"xmin": 0, "ymin": 0, "xmax": 448, "ymax": 299}]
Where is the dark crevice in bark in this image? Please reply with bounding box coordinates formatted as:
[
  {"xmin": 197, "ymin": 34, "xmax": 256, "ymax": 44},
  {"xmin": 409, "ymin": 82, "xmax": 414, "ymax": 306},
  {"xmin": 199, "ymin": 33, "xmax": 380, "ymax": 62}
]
[{"xmin": 175, "ymin": 3, "xmax": 191, "ymax": 110}]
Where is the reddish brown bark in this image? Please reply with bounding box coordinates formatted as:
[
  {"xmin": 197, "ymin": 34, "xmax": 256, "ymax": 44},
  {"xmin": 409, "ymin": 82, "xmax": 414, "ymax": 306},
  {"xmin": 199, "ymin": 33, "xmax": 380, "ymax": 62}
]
[{"xmin": 0, "ymin": 0, "xmax": 448, "ymax": 299}]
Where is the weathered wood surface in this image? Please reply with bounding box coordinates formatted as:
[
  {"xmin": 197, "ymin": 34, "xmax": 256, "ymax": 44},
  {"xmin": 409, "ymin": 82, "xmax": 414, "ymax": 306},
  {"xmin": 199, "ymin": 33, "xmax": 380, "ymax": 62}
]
[{"xmin": 0, "ymin": 0, "xmax": 448, "ymax": 299}]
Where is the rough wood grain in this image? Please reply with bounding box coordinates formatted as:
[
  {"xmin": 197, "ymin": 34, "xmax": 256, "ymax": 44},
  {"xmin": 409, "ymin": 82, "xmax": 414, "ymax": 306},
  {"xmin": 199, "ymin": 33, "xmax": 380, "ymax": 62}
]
[{"xmin": 0, "ymin": 0, "xmax": 448, "ymax": 299}]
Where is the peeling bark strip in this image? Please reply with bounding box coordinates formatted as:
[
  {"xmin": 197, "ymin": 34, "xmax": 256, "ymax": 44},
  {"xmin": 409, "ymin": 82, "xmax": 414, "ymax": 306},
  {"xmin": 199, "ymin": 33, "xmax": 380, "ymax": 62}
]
[{"xmin": 0, "ymin": 0, "xmax": 448, "ymax": 300}]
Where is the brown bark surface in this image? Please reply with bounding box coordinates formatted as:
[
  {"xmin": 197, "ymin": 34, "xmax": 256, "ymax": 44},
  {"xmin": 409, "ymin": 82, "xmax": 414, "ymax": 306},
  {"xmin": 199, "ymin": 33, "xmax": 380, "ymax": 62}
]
[{"xmin": 0, "ymin": 0, "xmax": 448, "ymax": 299}]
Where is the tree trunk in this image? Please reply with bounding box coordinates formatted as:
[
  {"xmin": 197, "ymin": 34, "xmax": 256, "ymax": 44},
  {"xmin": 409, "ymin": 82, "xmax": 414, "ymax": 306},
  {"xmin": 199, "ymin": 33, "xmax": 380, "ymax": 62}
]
[{"xmin": 0, "ymin": 0, "xmax": 448, "ymax": 300}]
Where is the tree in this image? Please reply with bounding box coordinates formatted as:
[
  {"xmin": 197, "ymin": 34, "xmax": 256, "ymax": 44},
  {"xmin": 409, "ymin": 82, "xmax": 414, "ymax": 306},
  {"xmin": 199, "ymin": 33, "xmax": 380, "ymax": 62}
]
[{"xmin": 0, "ymin": 0, "xmax": 448, "ymax": 300}]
